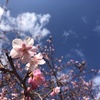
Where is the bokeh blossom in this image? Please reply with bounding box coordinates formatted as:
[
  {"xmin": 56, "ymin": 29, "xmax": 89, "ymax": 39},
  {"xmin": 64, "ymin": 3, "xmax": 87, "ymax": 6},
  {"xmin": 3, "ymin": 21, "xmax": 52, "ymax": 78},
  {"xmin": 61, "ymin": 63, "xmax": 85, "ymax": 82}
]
[
  {"xmin": 10, "ymin": 37, "xmax": 37, "ymax": 63},
  {"xmin": 50, "ymin": 87, "xmax": 60, "ymax": 96}
]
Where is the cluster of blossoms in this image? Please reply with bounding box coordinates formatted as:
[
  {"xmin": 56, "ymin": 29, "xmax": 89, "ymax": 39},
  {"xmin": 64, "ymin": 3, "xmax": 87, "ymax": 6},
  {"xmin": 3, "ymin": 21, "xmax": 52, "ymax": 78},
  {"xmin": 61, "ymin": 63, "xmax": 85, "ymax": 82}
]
[
  {"xmin": 0, "ymin": 87, "xmax": 7, "ymax": 100},
  {"xmin": 10, "ymin": 37, "xmax": 60, "ymax": 99},
  {"xmin": 10, "ymin": 37, "xmax": 46, "ymax": 88}
]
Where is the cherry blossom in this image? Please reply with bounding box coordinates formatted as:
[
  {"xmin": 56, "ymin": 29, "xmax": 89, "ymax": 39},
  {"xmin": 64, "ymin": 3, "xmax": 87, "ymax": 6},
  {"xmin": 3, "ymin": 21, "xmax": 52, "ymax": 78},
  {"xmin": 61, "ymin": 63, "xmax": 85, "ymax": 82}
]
[
  {"xmin": 25, "ymin": 53, "xmax": 45, "ymax": 71},
  {"xmin": 10, "ymin": 37, "xmax": 37, "ymax": 63},
  {"xmin": 28, "ymin": 69, "xmax": 45, "ymax": 88},
  {"xmin": 50, "ymin": 87, "xmax": 60, "ymax": 96},
  {"xmin": 83, "ymin": 96, "xmax": 90, "ymax": 100},
  {"xmin": 33, "ymin": 69, "xmax": 45, "ymax": 86}
]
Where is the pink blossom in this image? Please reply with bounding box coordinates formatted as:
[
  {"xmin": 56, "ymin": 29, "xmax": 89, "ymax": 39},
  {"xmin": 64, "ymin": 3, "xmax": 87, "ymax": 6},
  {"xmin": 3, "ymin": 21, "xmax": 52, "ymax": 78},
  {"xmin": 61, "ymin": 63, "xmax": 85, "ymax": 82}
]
[
  {"xmin": 28, "ymin": 77, "xmax": 33, "ymax": 84},
  {"xmin": 28, "ymin": 76, "xmax": 38, "ymax": 89},
  {"xmin": 32, "ymin": 69, "xmax": 45, "ymax": 86},
  {"xmin": 83, "ymin": 96, "xmax": 90, "ymax": 100},
  {"xmin": 10, "ymin": 37, "xmax": 37, "ymax": 63},
  {"xmin": 50, "ymin": 87, "xmax": 60, "ymax": 96},
  {"xmin": 27, "ymin": 87, "xmax": 31, "ymax": 92},
  {"xmin": 25, "ymin": 53, "xmax": 45, "ymax": 71},
  {"xmin": 28, "ymin": 69, "xmax": 45, "ymax": 89},
  {"xmin": 11, "ymin": 93, "xmax": 18, "ymax": 97}
]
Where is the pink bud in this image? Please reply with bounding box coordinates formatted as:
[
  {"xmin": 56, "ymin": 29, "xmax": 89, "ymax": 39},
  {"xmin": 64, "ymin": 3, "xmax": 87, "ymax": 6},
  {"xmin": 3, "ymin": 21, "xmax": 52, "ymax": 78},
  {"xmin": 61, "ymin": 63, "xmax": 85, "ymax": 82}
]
[
  {"xmin": 28, "ymin": 77, "xmax": 33, "ymax": 84},
  {"xmin": 50, "ymin": 87, "xmax": 60, "ymax": 97},
  {"xmin": 27, "ymin": 87, "xmax": 31, "ymax": 92},
  {"xmin": 50, "ymin": 91, "xmax": 55, "ymax": 96}
]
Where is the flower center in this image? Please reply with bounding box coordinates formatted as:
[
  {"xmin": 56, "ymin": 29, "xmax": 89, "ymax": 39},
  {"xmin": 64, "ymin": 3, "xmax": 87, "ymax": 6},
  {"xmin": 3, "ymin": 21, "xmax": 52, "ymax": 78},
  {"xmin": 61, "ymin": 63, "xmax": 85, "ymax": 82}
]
[{"xmin": 22, "ymin": 43, "xmax": 27, "ymax": 53}]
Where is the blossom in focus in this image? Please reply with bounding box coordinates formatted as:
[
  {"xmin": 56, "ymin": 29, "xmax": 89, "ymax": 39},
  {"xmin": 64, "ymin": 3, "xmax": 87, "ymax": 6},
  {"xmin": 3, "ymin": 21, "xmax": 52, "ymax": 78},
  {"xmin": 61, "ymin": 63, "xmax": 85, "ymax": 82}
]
[
  {"xmin": 10, "ymin": 37, "xmax": 37, "ymax": 63},
  {"xmin": 50, "ymin": 87, "xmax": 60, "ymax": 96},
  {"xmin": 25, "ymin": 53, "xmax": 45, "ymax": 71},
  {"xmin": 28, "ymin": 69, "xmax": 45, "ymax": 89}
]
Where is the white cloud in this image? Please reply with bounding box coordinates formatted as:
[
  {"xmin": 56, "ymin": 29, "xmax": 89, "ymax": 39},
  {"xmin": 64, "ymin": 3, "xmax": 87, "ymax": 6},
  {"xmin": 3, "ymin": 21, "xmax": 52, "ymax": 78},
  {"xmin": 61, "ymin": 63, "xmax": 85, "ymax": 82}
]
[
  {"xmin": 0, "ymin": 7, "xmax": 4, "ymax": 20},
  {"xmin": 93, "ymin": 76, "xmax": 100, "ymax": 86},
  {"xmin": 0, "ymin": 7, "xmax": 51, "ymax": 42},
  {"xmin": 93, "ymin": 76, "xmax": 100, "ymax": 100}
]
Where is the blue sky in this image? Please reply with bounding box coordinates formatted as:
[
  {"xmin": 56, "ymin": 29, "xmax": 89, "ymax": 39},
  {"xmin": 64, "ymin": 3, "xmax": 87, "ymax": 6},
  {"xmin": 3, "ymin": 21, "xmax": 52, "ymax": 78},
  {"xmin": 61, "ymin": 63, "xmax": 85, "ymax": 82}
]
[{"xmin": 0, "ymin": 0, "xmax": 100, "ymax": 75}]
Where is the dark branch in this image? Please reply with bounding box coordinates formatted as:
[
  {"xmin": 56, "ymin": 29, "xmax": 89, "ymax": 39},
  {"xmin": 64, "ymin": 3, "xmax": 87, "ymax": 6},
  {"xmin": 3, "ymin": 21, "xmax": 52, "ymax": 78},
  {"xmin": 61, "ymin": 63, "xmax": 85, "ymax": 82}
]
[{"xmin": 0, "ymin": 67, "xmax": 13, "ymax": 73}]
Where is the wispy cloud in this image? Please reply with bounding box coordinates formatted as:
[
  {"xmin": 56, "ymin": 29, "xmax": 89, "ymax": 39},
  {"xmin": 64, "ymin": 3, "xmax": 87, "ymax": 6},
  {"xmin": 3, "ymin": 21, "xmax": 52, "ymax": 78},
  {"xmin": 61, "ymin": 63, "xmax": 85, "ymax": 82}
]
[
  {"xmin": 75, "ymin": 49, "xmax": 85, "ymax": 60},
  {"xmin": 63, "ymin": 31, "xmax": 70, "ymax": 37},
  {"xmin": 0, "ymin": 6, "xmax": 51, "ymax": 42},
  {"xmin": 63, "ymin": 30, "xmax": 78, "ymax": 41},
  {"xmin": 65, "ymin": 49, "xmax": 85, "ymax": 60},
  {"xmin": 81, "ymin": 16, "xmax": 88, "ymax": 24},
  {"xmin": 93, "ymin": 17, "xmax": 100, "ymax": 34},
  {"xmin": 93, "ymin": 26, "xmax": 100, "ymax": 33},
  {"xmin": 93, "ymin": 76, "xmax": 100, "ymax": 86}
]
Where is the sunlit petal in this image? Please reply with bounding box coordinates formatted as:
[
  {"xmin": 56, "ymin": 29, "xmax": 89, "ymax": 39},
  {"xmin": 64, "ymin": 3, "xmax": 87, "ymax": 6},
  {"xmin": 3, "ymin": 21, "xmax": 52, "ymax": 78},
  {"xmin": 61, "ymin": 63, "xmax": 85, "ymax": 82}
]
[
  {"xmin": 38, "ymin": 59, "xmax": 45, "ymax": 65},
  {"xmin": 24, "ymin": 37, "xmax": 34, "ymax": 46},
  {"xmin": 25, "ymin": 63, "xmax": 30, "ymax": 70},
  {"xmin": 12, "ymin": 38, "xmax": 23, "ymax": 49},
  {"xmin": 10, "ymin": 49, "xmax": 20, "ymax": 58}
]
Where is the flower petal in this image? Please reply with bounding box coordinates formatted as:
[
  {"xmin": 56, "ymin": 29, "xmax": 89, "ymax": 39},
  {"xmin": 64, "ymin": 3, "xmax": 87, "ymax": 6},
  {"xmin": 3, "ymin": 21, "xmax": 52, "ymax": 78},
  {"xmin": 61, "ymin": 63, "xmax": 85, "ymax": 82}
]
[
  {"xmin": 35, "ymin": 53, "xmax": 43, "ymax": 59},
  {"xmin": 26, "ymin": 62, "xmax": 38, "ymax": 71},
  {"xmin": 12, "ymin": 38, "xmax": 23, "ymax": 50},
  {"xmin": 21, "ymin": 53, "xmax": 31, "ymax": 63},
  {"xmin": 24, "ymin": 37, "xmax": 34, "ymax": 47},
  {"xmin": 33, "ymin": 69, "xmax": 42, "ymax": 76},
  {"xmin": 25, "ymin": 63, "xmax": 30, "ymax": 70},
  {"xmin": 38, "ymin": 59, "xmax": 45, "ymax": 65},
  {"xmin": 10, "ymin": 49, "xmax": 20, "ymax": 58},
  {"xmin": 54, "ymin": 87, "xmax": 60, "ymax": 93},
  {"xmin": 30, "ymin": 65, "xmax": 38, "ymax": 71},
  {"xmin": 28, "ymin": 46, "xmax": 37, "ymax": 56}
]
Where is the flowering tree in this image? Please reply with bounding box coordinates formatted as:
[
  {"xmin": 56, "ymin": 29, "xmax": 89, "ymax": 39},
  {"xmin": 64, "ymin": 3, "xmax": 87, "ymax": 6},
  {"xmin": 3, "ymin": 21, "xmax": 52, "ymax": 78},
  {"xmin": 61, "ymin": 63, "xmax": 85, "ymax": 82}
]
[{"xmin": 0, "ymin": 1, "xmax": 100, "ymax": 100}]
